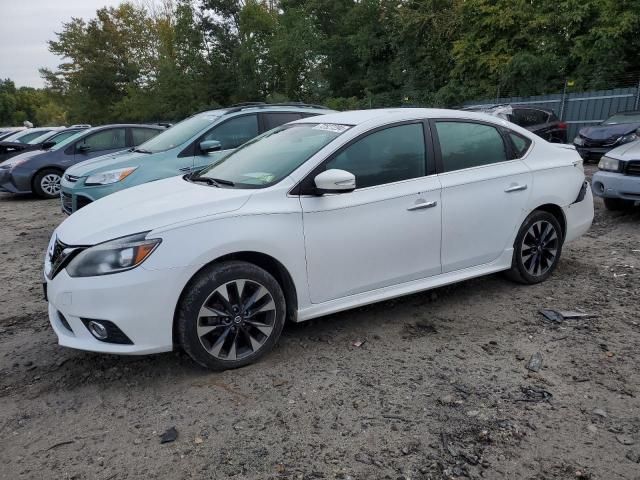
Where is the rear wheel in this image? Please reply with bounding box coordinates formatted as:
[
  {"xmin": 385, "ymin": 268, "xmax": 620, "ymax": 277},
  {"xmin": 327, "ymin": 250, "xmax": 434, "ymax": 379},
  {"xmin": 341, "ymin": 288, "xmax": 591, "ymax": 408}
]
[
  {"xmin": 603, "ymin": 198, "xmax": 635, "ymax": 211},
  {"xmin": 177, "ymin": 261, "xmax": 286, "ymax": 370},
  {"xmin": 32, "ymin": 168, "xmax": 63, "ymax": 199},
  {"xmin": 507, "ymin": 210, "xmax": 563, "ymax": 284}
]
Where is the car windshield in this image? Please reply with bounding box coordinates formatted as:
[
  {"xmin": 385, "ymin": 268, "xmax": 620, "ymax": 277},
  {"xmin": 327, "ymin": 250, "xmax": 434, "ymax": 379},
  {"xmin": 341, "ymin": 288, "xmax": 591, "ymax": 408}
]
[
  {"xmin": 137, "ymin": 113, "xmax": 221, "ymax": 153},
  {"xmin": 3, "ymin": 130, "xmax": 42, "ymax": 143},
  {"xmin": 49, "ymin": 129, "xmax": 92, "ymax": 151},
  {"xmin": 604, "ymin": 113, "xmax": 640, "ymax": 125},
  {"xmin": 197, "ymin": 123, "xmax": 351, "ymax": 188}
]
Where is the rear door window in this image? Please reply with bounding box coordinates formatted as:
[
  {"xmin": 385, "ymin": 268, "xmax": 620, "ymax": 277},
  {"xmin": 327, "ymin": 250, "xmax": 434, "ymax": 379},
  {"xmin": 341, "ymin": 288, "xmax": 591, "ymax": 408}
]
[
  {"xmin": 203, "ymin": 114, "xmax": 259, "ymax": 150},
  {"xmin": 262, "ymin": 112, "xmax": 303, "ymax": 131},
  {"xmin": 435, "ymin": 121, "xmax": 508, "ymax": 172}
]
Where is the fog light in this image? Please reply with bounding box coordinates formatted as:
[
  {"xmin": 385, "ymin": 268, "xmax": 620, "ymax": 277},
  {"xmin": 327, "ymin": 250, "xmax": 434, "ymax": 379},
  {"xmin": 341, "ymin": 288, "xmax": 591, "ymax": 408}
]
[
  {"xmin": 593, "ymin": 182, "xmax": 605, "ymax": 194},
  {"xmin": 87, "ymin": 320, "xmax": 108, "ymax": 340}
]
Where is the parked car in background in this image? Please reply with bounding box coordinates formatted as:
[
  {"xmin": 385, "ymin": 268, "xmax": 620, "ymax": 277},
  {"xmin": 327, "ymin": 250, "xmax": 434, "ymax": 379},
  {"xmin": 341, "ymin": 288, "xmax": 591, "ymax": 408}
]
[
  {"xmin": 591, "ymin": 140, "xmax": 640, "ymax": 210},
  {"xmin": 463, "ymin": 104, "xmax": 568, "ymax": 143},
  {"xmin": 0, "ymin": 127, "xmax": 26, "ymax": 140},
  {"xmin": 573, "ymin": 110, "xmax": 640, "ymax": 161},
  {"xmin": 0, "ymin": 127, "xmax": 89, "ymax": 162},
  {"xmin": 0, "ymin": 124, "xmax": 164, "ymax": 198},
  {"xmin": 59, "ymin": 103, "xmax": 333, "ymax": 214},
  {"xmin": 1, "ymin": 127, "xmax": 62, "ymax": 145},
  {"xmin": 44, "ymin": 108, "xmax": 593, "ymax": 369}
]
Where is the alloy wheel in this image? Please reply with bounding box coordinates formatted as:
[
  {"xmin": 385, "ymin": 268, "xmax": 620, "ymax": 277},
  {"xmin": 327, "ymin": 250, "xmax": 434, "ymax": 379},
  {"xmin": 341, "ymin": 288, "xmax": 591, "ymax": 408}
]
[
  {"xmin": 40, "ymin": 173, "xmax": 61, "ymax": 196},
  {"xmin": 196, "ymin": 279, "xmax": 276, "ymax": 361},
  {"xmin": 520, "ymin": 220, "xmax": 559, "ymax": 277}
]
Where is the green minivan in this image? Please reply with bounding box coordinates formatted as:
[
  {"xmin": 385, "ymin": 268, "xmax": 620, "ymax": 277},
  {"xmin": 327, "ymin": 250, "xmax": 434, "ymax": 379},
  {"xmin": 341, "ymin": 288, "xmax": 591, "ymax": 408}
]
[{"xmin": 60, "ymin": 103, "xmax": 333, "ymax": 214}]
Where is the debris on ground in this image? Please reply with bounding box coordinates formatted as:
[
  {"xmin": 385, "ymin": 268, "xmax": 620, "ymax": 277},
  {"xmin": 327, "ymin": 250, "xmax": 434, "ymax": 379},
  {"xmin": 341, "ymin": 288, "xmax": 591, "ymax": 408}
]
[
  {"xmin": 616, "ymin": 435, "xmax": 636, "ymax": 446},
  {"xmin": 539, "ymin": 309, "xmax": 597, "ymax": 323},
  {"xmin": 160, "ymin": 427, "xmax": 178, "ymax": 444},
  {"xmin": 351, "ymin": 339, "xmax": 366, "ymax": 347},
  {"xmin": 526, "ymin": 352, "xmax": 543, "ymax": 372},
  {"xmin": 517, "ymin": 385, "xmax": 553, "ymax": 403},
  {"xmin": 591, "ymin": 408, "xmax": 607, "ymax": 418}
]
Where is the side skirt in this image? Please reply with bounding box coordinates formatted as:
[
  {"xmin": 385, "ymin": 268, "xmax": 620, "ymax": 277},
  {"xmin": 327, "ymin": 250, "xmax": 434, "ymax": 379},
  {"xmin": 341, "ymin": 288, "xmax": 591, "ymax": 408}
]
[{"xmin": 296, "ymin": 249, "xmax": 514, "ymax": 322}]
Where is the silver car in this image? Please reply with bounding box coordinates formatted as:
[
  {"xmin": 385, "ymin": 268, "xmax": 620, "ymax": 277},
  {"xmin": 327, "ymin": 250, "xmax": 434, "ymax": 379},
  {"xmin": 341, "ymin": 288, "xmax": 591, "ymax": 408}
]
[{"xmin": 592, "ymin": 140, "xmax": 640, "ymax": 210}]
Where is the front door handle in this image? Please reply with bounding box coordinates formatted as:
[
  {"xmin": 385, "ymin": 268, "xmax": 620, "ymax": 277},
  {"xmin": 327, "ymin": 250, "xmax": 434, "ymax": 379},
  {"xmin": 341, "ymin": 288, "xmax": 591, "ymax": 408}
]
[
  {"xmin": 407, "ymin": 200, "xmax": 437, "ymax": 211},
  {"xmin": 505, "ymin": 184, "xmax": 527, "ymax": 193}
]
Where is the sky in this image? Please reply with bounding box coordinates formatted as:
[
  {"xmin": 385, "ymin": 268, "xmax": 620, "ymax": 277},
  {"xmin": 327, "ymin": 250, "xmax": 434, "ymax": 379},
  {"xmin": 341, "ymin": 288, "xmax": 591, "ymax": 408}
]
[{"xmin": 0, "ymin": 0, "xmax": 123, "ymax": 88}]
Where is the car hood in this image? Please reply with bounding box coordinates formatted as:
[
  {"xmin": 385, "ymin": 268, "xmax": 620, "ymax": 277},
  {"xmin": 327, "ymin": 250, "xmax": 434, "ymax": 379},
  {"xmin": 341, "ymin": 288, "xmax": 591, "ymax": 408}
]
[
  {"xmin": 579, "ymin": 122, "xmax": 640, "ymax": 140},
  {"xmin": 65, "ymin": 149, "xmax": 147, "ymax": 176},
  {"xmin": 606, "ymin": 139, "xmax": 640, "ymax": 161},
  {"xmin": 56, "ymin": 175, "xmax": 252, "ymax": 245}
]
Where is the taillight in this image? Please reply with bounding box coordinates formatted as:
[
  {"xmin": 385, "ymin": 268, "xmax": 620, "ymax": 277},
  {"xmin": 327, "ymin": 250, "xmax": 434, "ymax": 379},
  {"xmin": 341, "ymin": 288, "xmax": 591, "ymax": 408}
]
[{"xmin": 558, "ymin": 122, "xmax": 567, "ymax": 129}]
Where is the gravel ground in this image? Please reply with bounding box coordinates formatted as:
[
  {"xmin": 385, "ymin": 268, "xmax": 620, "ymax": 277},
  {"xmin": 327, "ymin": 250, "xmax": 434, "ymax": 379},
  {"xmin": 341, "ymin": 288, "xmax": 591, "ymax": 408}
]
[{"xmin": 1, "ymin": 165, "xmax": 639, "ymax": 480}]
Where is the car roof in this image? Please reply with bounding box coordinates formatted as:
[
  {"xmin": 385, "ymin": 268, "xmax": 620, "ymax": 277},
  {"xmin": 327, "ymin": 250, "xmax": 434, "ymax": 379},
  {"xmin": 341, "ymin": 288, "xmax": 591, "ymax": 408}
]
[
  {"xmin": 195, "ymin": 102, "xmax": 333, "ymax": 118},
  {"xmin": 289, "ymin": 108, "xmax": 512, "ymax": 128}
]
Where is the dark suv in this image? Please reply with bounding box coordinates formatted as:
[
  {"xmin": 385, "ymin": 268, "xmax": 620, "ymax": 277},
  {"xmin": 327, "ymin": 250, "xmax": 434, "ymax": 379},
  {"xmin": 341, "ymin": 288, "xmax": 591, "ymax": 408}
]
[{"xmin": 464, "ymin": 104, "xmax": 568, "ymax": 143}]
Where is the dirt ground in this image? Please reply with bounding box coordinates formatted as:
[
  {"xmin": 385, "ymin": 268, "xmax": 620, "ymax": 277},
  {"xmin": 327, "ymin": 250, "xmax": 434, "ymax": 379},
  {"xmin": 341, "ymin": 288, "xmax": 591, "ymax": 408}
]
[{"xmin": 1, "ymin": 164, "xmax": 639, "ymax": 480}]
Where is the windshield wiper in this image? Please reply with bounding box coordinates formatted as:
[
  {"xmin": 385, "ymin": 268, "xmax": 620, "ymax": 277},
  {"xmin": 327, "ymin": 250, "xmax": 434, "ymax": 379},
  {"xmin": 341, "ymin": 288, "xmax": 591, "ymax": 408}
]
[
  {"xmin": 189, "ymin": 175, "xmax": 235, "ymax": 188},
  {"xmin": 133, "ymin": 147, "xmax": 152, "ymax": 154}
]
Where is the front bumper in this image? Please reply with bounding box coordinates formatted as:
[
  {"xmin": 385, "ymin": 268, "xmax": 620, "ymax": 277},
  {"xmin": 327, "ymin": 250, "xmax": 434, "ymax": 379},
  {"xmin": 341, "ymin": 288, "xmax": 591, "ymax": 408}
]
[
  {"xmin": 46, "ymin": 266, "xmax": 184, "ymax": 354},
  {"xmin": 574, "ymin": 145, "xmax": 610, "ymax": 161},
  {"xmin": 60, "ymin": 177, "xmax": 120, "ymax": 214},
  {"xmin": 0, "ymin": 168, "xmax": 31, "ymax": 194},
  {"xmin": 591, "ymin": 170, "xmax": 640, "ymax": 201}
]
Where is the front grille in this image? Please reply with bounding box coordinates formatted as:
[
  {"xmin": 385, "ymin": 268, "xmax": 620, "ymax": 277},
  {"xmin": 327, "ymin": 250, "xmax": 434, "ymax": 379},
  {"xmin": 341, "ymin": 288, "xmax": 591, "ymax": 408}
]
[
  {"xmin": 50, "ymin": 238, "xmax": 67, "ymax": 266},
  {"xmin": 625, "ymin": 161, "xmax": 640, "ymax": 176},
  {"xmin": 61, "ymin": 192, "xmax": 72, "ymax": 214},
  {"xmin": 76, "ymin": 195, "xmax": 93, "ymax": 210}
]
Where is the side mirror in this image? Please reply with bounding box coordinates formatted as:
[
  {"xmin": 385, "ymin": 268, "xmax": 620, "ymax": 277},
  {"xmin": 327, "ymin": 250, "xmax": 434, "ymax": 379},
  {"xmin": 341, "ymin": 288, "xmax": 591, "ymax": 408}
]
[
  {"xmin": 314, "ymin": 169, "xmax": 356, "ymax": 194},
  {"xmin": 42, "ymin": 141, "xmax": 55, "ymax": 149},
  {"xmin": 200, "ymin": 140, "xmax": 222, "ymax": 154},
  {"xmin": 76, "ymin": 144, "xmax": 91, "ymax": 153}
]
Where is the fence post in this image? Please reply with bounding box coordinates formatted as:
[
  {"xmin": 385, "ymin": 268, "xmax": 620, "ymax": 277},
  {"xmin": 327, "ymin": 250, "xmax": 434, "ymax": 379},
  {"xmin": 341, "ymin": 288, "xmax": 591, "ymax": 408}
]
[
  {"xmin": 635, "ymin": 76, "xmax": 640, "ymax": 110},
  {"xmin": 559, "ymin": 79, "xmax": 568, "ymax": 120}
]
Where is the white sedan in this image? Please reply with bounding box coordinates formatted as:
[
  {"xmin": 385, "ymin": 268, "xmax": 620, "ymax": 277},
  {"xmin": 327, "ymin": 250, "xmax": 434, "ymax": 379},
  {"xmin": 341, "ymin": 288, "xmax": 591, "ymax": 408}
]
[{"xmin": 44, "ymin": 109, "xmax": 594, "ymax": 369}]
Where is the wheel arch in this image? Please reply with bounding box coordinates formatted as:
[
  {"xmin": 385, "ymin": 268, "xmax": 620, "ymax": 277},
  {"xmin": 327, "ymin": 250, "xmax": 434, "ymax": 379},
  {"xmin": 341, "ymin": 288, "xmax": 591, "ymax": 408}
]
[
  {"xmin": 172, "ymin": 251, "xmax": 299, "ymax": 347},
  {"xmin": 30, "ymin": 165, "xmax": 65, "ymax": 192},
  {"xmin": 531, "ymin": 203, "xmax": 566, "ymax": 240}
]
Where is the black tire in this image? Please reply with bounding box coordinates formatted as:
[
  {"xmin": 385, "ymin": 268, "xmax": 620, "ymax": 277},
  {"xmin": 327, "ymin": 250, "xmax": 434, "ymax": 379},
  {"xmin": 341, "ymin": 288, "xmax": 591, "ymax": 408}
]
[
  {"xmin": 603, "ymin": 197, "xmax": 635, "ymax": 211},
  {"xmin": 506, "ymin": 210, "xmax": 563, "ymax": 285},
  {"xmin": 177, "ymin": 261, "xmax": 286, "ymax": 370},
  {"xmin": 32, "ymin": 168, "xmax": 63, "ymax": 199}
]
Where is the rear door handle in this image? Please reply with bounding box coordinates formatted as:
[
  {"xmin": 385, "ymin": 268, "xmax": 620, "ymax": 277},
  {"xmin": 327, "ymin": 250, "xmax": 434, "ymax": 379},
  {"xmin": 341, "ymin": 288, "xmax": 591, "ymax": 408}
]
[
  {"xmin": 407, "ymin": 200, "xmax": 437, "ymax": 211},
  {"xmin": 505, "ymin": 184, "xmax": 527, "ymax": 193}
]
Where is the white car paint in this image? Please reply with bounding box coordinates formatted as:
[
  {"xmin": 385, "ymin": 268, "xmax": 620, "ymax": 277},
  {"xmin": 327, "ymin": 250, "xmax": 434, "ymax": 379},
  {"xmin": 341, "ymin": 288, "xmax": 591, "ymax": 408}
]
[{"xmin": 44, "ymin": 108, "xmax": 594, "ymax": 355}]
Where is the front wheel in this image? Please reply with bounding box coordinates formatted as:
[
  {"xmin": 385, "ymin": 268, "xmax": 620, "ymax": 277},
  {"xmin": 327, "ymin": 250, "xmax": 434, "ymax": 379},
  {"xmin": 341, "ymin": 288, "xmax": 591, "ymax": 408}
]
[
  {"xmin": 507, "ymin": 211, "xmax": 563, "ymax": 284},
  {"xmin": 32, "ymin": 168, "xmax": 63, "ymax": 199},
  {"xmin": 177, "ymin": 261, "xmax": 286, "ymax": 370}
]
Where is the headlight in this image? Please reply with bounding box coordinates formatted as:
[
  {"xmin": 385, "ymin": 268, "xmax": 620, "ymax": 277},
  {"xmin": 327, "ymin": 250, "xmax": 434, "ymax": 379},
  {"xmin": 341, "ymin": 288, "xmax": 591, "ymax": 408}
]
[
  {"xmin": 619, "ymin": 133, "xmax": 637, "ymax": 144},
  {"xmin": 573, "ymin": 136, "xmax": 585, "ymax": 146},
  {"xmin": 598, "ymin": 156, "xmax": 620, "ymax": 172},
  {"xmin": 85, "ymin": 167, "xmax": 137, "ymax": 186},
  {"xmin": 66, "ymin": 232, "xmax": 161, "ymax": 277}
]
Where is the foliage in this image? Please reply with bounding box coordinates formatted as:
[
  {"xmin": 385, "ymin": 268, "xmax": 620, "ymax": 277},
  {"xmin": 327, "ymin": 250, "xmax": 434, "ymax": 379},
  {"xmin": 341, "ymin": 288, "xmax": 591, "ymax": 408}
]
[{"xmin": 3, "ymin": 0, "xmax": 640, "ymax": 126}]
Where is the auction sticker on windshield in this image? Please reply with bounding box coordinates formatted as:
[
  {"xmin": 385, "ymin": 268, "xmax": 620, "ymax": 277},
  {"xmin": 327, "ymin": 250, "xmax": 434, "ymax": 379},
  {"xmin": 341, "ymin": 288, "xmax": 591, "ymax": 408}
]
[{"xmin": 312, "ymin": 124, "xmax": 351, "ymax": 133}]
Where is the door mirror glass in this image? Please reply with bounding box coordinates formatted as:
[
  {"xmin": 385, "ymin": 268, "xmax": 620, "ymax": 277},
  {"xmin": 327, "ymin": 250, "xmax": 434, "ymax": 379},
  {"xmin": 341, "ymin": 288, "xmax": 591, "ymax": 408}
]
[
  {"xmin": 200, "ymin": 139, "xmax": 222, "ymax": 153},
  {"xmin": 314, "ymin": 169, "xmax": 356, "ymax": 194}
]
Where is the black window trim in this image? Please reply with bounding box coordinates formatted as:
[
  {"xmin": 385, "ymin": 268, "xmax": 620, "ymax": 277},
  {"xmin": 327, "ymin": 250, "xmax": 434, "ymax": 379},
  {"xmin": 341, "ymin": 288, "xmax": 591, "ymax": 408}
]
[
  {"xmin": 429, "ymin": 118, "xmax": 520, "ymax": 174},
  {"xmin": 291, "ymin": 119, "xmax": 436, "ymax": 196}
]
